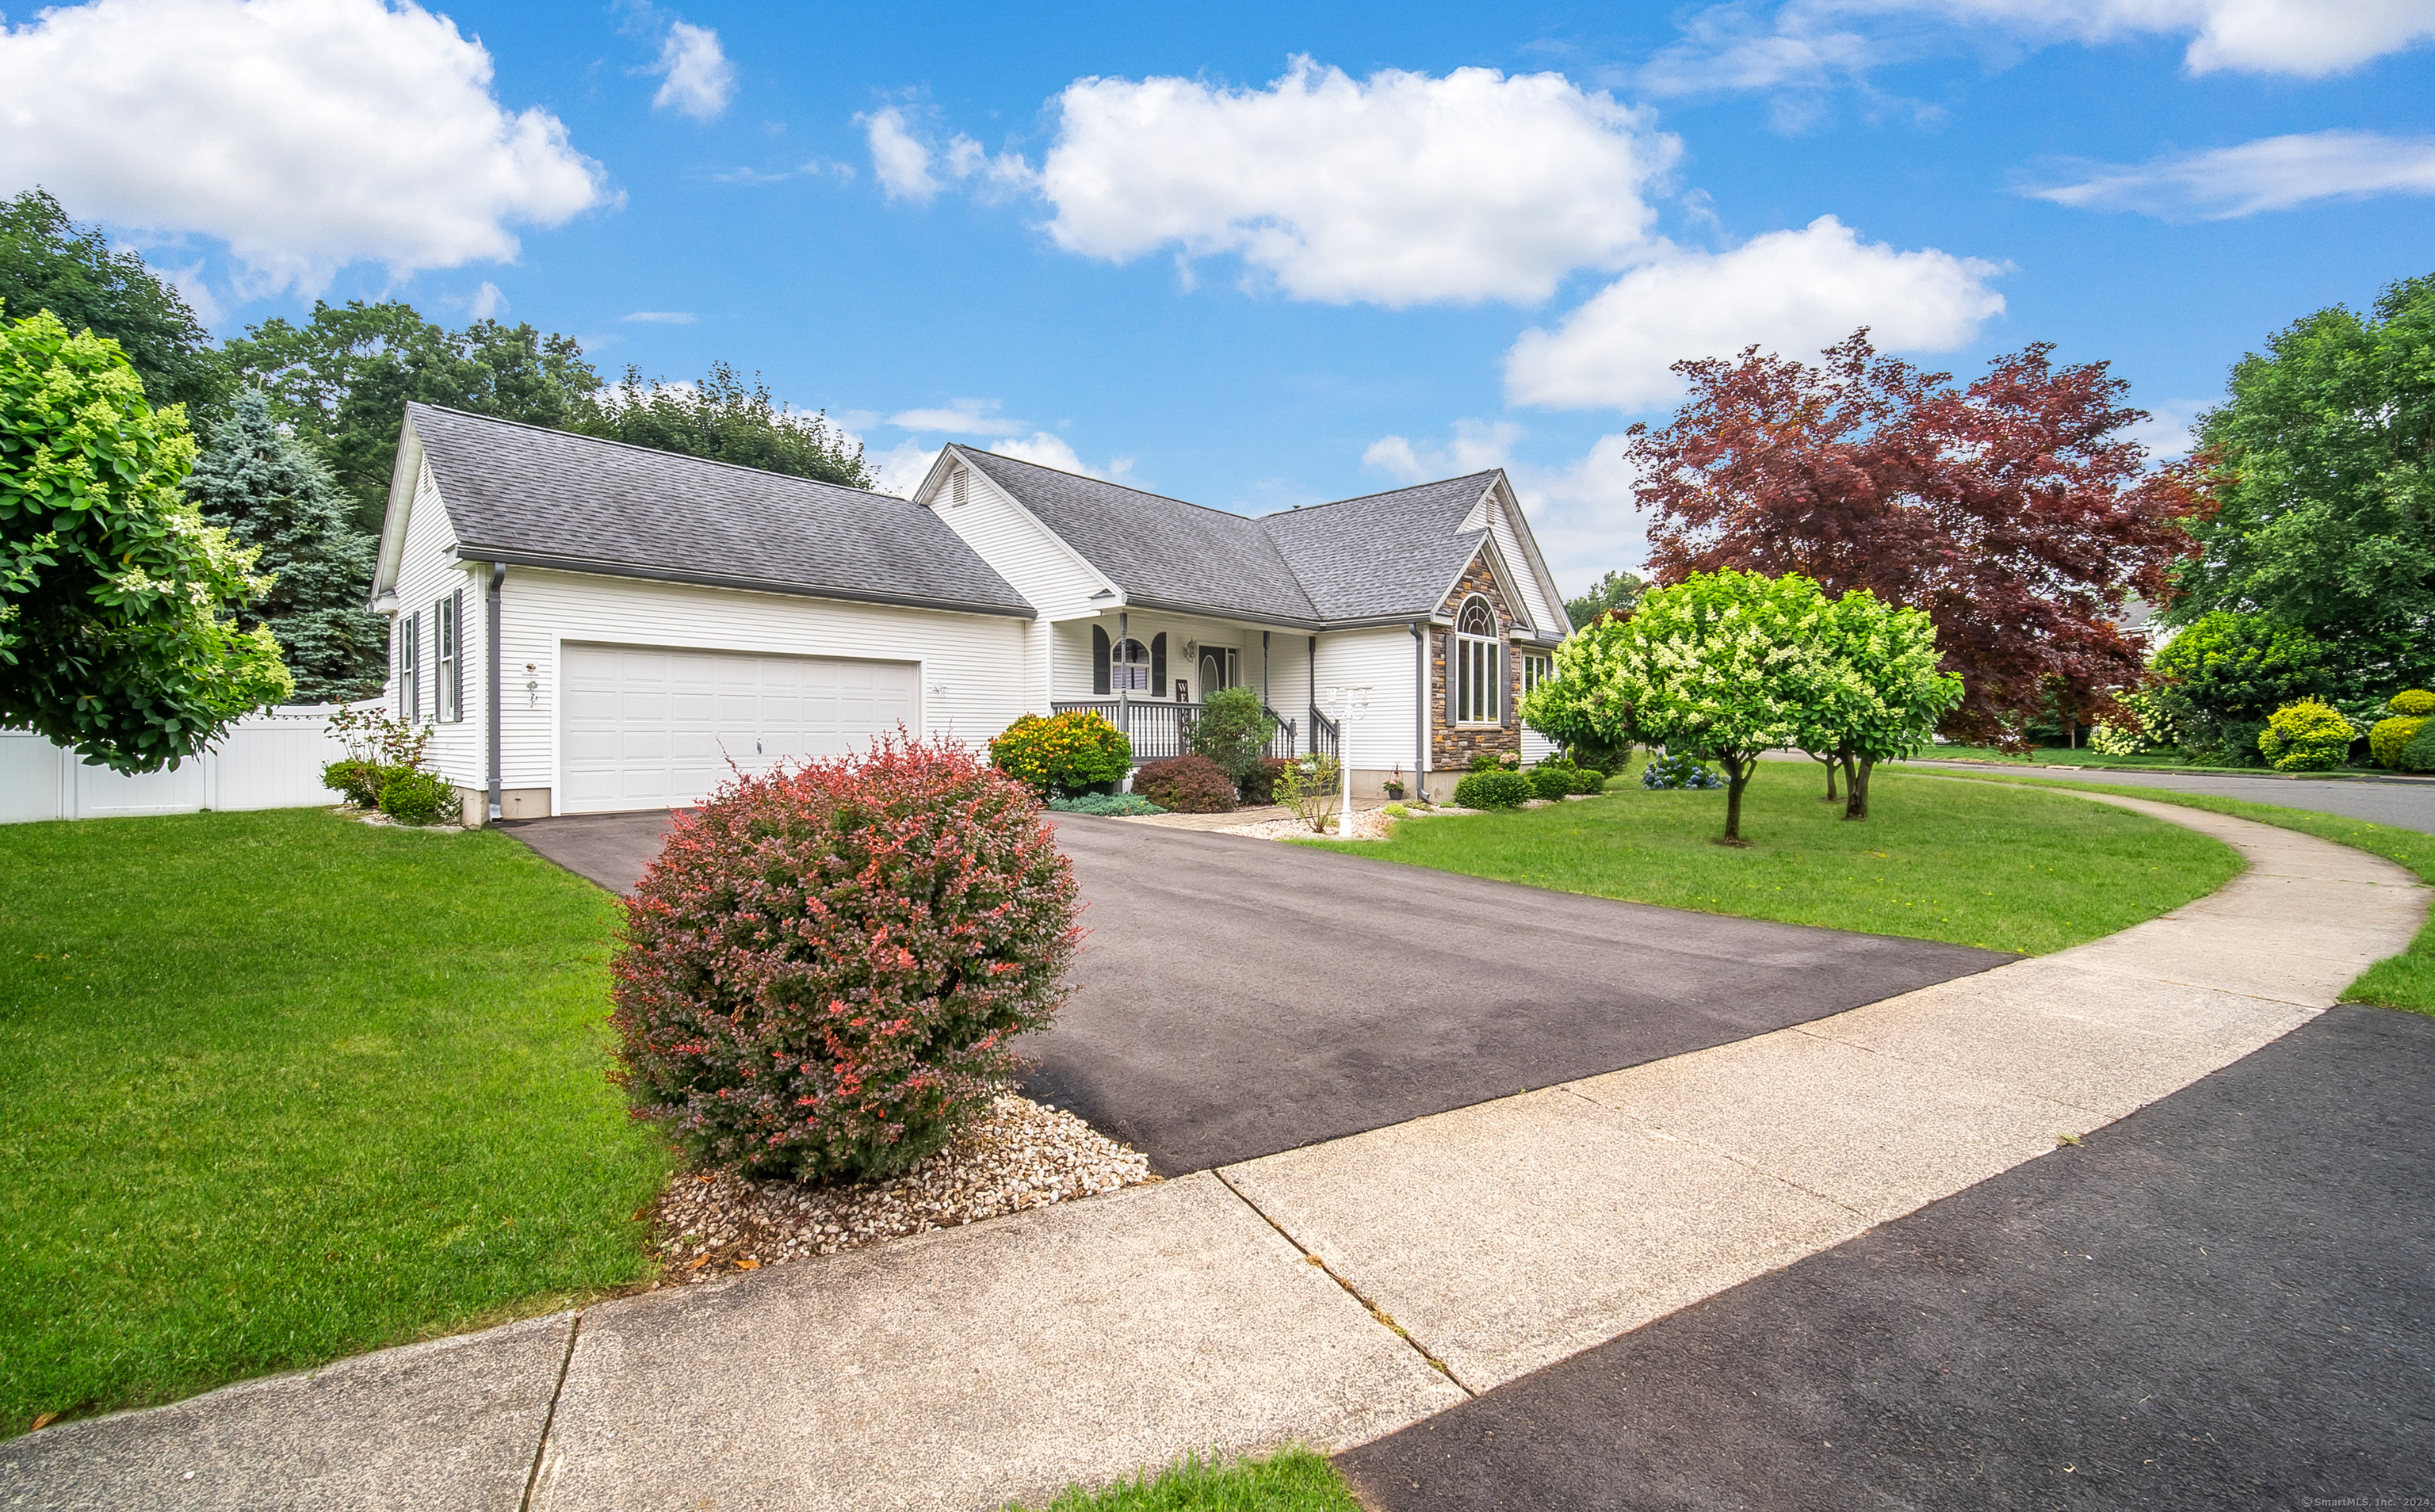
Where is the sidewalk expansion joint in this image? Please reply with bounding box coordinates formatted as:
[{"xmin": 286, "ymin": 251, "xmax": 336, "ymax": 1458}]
[
  {"xmin": 1210, "ymin": 1167, "xmax": 1477, "ymax": 1399},
  {"xmin": 519, "ymin": 1309, "xmax": 583, "ymax": 1512}
]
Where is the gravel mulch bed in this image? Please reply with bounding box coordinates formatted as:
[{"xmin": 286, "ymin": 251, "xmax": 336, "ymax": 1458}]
[{"xmin": 649, "ymin": 1094, "xmax": 1155, "ymax": 1282}]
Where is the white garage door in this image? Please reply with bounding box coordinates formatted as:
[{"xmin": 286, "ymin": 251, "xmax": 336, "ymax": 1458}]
[{"xmin": 560, "ymin": 643, "xmax": 919, "ymax": 813}]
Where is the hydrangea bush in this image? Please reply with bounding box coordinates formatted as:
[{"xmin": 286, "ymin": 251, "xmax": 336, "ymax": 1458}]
[
  {"xmin": 610, "ymin": 733, "xmax": 1080, "ymax": 1183},
  {"xmin": 1643, "ymin": 752, "xmax": 1725, "ymax": 789}
]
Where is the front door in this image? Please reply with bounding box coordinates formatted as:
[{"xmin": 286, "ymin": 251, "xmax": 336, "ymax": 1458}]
[{"xmin": 1199, "ymin": 647, "xmax": 1237, "ymax": 698}]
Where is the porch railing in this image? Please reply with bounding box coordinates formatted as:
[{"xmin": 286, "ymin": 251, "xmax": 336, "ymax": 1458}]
[
  {"xmin": 1052, "ymin": 698, "xmax": 1301, "ymax": 765},
  {"xmin": 1308, "ymin": 704, "xmax": 1340, "ymax": 761}
]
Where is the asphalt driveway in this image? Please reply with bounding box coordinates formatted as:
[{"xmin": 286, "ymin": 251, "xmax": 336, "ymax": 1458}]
[
  {"xmin": 503, "ymin": 808, "xmax": 2010, "ymax": 1174},
  {"xmin": 1336, "ymin": 1004, "xmax": 2435, "ymax": 1510}
]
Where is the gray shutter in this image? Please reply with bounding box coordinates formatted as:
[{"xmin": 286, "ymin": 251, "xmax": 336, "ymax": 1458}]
[
  {"xmin": 450, "ymin": 588, "xmax": 466, "ymax": 722},
  {"xmin": 1092, "ymin": 625, "xmax": 1110, "ymax": 697},
  {"xmin": 408, "ymin": 611, "xmax": 422, "ymax": 720},
  {"xmin": 1150, "ymin": 633, "xmax": 1167, "ymax": 696}
]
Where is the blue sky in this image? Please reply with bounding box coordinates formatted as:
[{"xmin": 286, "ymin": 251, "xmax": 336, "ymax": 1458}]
[{"xmin": 5, "ymin": 0, "xmax": 2432, "ymax": 590}]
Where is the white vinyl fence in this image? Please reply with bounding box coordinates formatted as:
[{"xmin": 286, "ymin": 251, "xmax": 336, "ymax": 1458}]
[{"xmin": 1, "ymin": 705, "xmax": 354, "ymax": 824}]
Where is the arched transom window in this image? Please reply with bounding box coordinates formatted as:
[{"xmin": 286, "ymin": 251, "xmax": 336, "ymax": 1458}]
[{"xmin": 1454, "ymin": 595, "xmax": 1501, "ymax": 725}]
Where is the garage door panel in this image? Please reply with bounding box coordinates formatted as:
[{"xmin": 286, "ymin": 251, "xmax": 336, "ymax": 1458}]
[{"xmin": 560, "ymin": 643, "xmax": 919, "ymax": 814}]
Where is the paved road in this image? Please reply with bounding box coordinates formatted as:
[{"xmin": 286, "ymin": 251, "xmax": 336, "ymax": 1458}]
[
  {"xmin": 500, "ymin": 809, "xmax": 2013, "ymax": 1174},
  {"xmin": 1899, "ymin": 758, "xmax": 2435, "ymax": 834},
  {"xmin": 1336, "ymin": 1003, "xmax": 2435, "ymax": 1510}
]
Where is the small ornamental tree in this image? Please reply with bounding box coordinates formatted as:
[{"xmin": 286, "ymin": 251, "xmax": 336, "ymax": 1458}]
[
  {"xmin": 1, "ymin": 306, "xmax": 291, "ymax": 773},
  {"xmin": 610, "ymin": 733, "xmax": 1080, "ymax": 1183},
  {"xmin": 987, "ymin": 708, "xmax": 1133, "ymax": 796},
  {"xmin": 1790, "ymin": 590, "xmax": 1962, "ymax": 820},
  {"xmin": 1527, "ymin": 568, "xmax": 1831, "ymax": 844}
]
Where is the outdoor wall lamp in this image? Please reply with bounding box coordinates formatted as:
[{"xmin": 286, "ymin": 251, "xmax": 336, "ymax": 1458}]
[{"xmin": 524, "ymin": 662, "xmax": 540, "ymax": 708}]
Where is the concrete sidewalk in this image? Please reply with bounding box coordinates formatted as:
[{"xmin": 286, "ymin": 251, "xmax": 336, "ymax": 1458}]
[{"xmin": 8, "ymin": 795, "xmax": 2423, "ymax": 1512}]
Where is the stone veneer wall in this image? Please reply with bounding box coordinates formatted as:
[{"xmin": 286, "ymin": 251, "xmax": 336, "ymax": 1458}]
[{"xmin": 1428, "ymin": 551, "xmax": 1523, "ymax": 772}]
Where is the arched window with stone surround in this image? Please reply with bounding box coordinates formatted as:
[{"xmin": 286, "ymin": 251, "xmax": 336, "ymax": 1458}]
[{"xmin": 1454, "ymin": 594, "xmax": 1501, "ymax": 725}]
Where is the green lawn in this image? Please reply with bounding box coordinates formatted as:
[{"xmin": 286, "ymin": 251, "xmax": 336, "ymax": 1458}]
[
  {"xmin": 0, "ymin": 808, "xmax": 664, "ymax": 1436},
  {"xmin": 1305, "ymin": 761, "xmax": 2242, "ymax": 955},
  {"xmin": 1913, "ymin": 771, "xmax": 2435, "ymax": 1014},
  {"xmin": 1015, "ymin": 1447, "xmax": 1362, "ymax": 1511}
]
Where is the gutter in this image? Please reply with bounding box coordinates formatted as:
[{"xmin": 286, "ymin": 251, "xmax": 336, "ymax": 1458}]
[
  {"xmin": 486, "ymin": 562, "xmax": 505, "ymax": 823},
  {"xmin": 457, "ymin": 547, "xmax": 1038, "ymax": 621}
]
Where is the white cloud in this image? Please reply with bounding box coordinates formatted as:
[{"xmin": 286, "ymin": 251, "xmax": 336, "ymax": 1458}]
[
  {"xmin": 621, "ymin": 310, "xmax": 698, "ymax": 323},
  {"xmin": 0, "ymin": 0, "xmax": 609, "ymax": 296},
  {"xmin": 1023, "ymin": 57, "xmax": 1678, "ymax": 306},
  {"xmin": 858, "ymin": 105, "xmax": 1030, "ymax": 205},
  {"xmin": 1508, "ymin": 437, "xmax": 1657, "ymax": 584},
  {"xmin": 1644, "ymin": 0, "xmax": 2435, "ymax": 99},
  {"xmin": 988, "ymin": 433, "xmax": 1091, "ymax": 474},
  {"xmin": 888, "ymin": 398, "xmax": 1026, "ymax": 436},
  {"xmin": 468, "ymin": 281, "xmax": 506, "ymax": 320},
  {"xmin": 867, "ymin": 439, "xmax": 940, "ymax": 497},
  {"xmin": 2124, "ymin": 398, "xmax": 2215, "ymax": 460},
  {"xmin": 1361, "ymin": 420, "xmax": 1526, "ymax": 483},
  {"xmin": 648, "ymin": 19, "xmax": 734, "ymax": 121},
  {"xmin": 1503, "ymin": 216, "xmax": 2006, "ymax": 412},
  {"xmin": 2028, "ymin": 130, "xmax": 2435, "ymax": 219}
]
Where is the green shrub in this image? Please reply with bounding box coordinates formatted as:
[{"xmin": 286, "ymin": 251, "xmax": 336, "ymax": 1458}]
[
  {"xmin": 377, "ymin": 768, "xmax": 456, "ymax": 825},
  {"xmin": 320, "ymin": 758, "xmax": 384, "ymax": 807},
  {"xmin": 2389, "ymin": 689, "xmax": 2435, "ymax": 718},
  {"xmin": 2370, "ymin": 715, "xmax": 2431, "ymax": 769},
  {"xmin": 988, "ymin": 710, "xmax": 1133, "ymax": 797},
  {"xmin": 1046, "ymin": 792, "xmax": 1168, "ymax": 816},
  {"xmin": 2257, "ymin": 699, "xmax": 2357, "ymax": 773},
  {"xmin": 2401, "ymin": 720, "xmax": 2435, "ymax": 774},
  {"xmin": 1183, "ymin": 686, "xmax": 1278, "ymax": 787},
  {"xmin": 1238, "ymin": 756, "xmax": 1290, "ymax": 806},
  {"xmin": 1527, "ymin": 766, "xmax": 1577, "ymax": 800},
  {"xmin": 610, "ymin": 734, "xmax": 1078, "ymax": 1183},
  {"xmin": 1133, "ymin": 754, "xmax": 1237, "ymax": 813},
  {"xmin": 1453, "ymin": 769, "xmax": 1533, "ymax": 808},
  {"xmin": 1467, "ymin": 751, "xmax": 1520, "ymax": 773},
  {"xmin": 1572, "ymin": 766, "xmax": 1609, "ymax": 794}
]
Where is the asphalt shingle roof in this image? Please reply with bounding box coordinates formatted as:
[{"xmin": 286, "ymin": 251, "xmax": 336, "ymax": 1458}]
[
  {"xmin": 1258, "ymin": 473, "xmax": 1500, "ymax": 621},
  {"xmin": 956, "ymin": 448, "xmax": 1505, "ymax": 626},
  {"xmin": 407, "ymin": 404, "xmax": 1033, "ymax": 617},
  {"xmin": 955, "ymin": 448, "xmax": 1321, "ymax": 624}
]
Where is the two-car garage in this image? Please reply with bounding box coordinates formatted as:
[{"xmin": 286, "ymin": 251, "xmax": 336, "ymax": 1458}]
[{"xmin": 559, "ymin": 643, "xmax": 919, "ymax": 813}]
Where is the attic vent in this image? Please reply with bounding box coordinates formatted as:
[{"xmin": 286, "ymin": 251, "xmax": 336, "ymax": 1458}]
[{"xmin": 950, "ymin": 468, "xmax": 968, "ymax": 506}]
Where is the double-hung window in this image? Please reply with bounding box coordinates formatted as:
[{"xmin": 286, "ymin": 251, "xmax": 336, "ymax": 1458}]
[
  {"xmin": 1522, "ymin": 651, "xmax": 1553, "ymax": 697},
  {"xmin": 1453, "ymin": 595, "xmax": 1501, "ymax": 725},
  {"xmin": 433, "ymin": 590, "xmax": 464, "ymax": 722}
]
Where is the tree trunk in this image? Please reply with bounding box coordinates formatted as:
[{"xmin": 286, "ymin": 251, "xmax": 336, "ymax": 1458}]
[
  {"xmin": 1722, "ymin": 756, "xmax": 1752, "ymax": 842},
  {"xmin": 1844, "ymin": 757, "xmax": 1875, "ymax": 820},
  {"xmin": 1813, "ymin": 752, "xmax": 1839, "ymax": 800}
]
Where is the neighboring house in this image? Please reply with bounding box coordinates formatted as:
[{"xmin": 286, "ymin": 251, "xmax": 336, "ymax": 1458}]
[{"xmin": 370, "ymin": 406, "xmax": 1572, "ymax": 822}]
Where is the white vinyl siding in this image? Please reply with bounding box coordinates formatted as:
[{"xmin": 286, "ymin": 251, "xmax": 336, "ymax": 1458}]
[
  {"xmin": 1466, "ymin": 482, "xmax": 1567, "ymax": 639},
  {"xmin": 1311, "ymin": 626, "xmax": 1420, "ymax": 773},
  {"xmin": 495, "ymin": 567, "xmax": 1032, "ymax": 810},
  {"xmin": 561, "ymin": 644, "xmax": 918, "ymax": 812},
  {"xmin": 386, "ymin": 459, "xmax": 484, "ymax": 790}
]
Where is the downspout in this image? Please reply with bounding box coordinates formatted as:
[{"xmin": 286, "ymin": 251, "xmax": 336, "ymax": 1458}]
[
  {"xmin": 1308, "ymin": 634, "xmax": 1318, "ymax": 758},
  {"xmin": 1412, "ymin": 621, "xmax": 1428, "ymax": 799},
  {"xmin": 486, "ymin": 561, "xmax": 505, "ymax": 823}
]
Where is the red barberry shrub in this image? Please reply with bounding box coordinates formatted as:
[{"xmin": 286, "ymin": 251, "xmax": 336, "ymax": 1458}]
[
  {"xmin": 1238, "ymin": 756, "xmax": 1291, "ymax": 806},
  {"xmin": 609, "ymin": 732, "xmax": 1081, "ymax": 1183},
  {"xmin": 1133, "ymin": 754, "xmax": 1237, "ymax": 813}
]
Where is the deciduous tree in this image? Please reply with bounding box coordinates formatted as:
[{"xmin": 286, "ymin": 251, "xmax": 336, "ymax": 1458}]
[
  {"xmin": 1, "ymin": 308, "xmax": 290, "ymax": 772},
  {"xmin": 0, "ymin": 189, "xmax": 229, "ymax": 417},
  {"xmin": 1565, "ymin": 567, "xmax": 1645, "ymax": 628},
  {"xmin": 2168, "ymin": 273, "xmax": 2434, "ymax": 694},
  {"xmin": 1524, "ymin": 568, "xmax": 1829, "ymax": 843},
  {"xmin": 1629, "ymin": 331, "xmax": 2206, "ymax": 748},
  {"xmin": 567, "ymin": 362, "xmax": 873, "ymax": 491},
  {"xmin": 1791, "ymin": 590, "xmax": 1961, "ymax": 820}
]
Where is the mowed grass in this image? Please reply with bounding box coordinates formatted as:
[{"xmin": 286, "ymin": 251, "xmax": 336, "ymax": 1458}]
[
  {"xmin": 0, "ymin": 808, "xmax": 665, "ymax": 1434},
  {"xmin": 1015, "ymin": 1447, "xmax": 1363, "ymax": 1511},
  {"xmin": 1916, "ymin": 771, "xmax": 2435, "ymax": 1014},
  {"xmin": 1299, "ymin": 760, "xmax": 2242, "ymax": 955}
]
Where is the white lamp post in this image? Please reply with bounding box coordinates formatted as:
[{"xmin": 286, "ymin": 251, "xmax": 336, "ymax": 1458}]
[{"xmin": 1320, "ymin": 685, "xmax": 1370, "ymax": 836}]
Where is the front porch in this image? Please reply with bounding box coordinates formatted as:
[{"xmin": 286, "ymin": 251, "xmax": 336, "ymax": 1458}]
[{"xmin": 1050, "ymin": 697, "xmax": 1339, "ymax": 766}]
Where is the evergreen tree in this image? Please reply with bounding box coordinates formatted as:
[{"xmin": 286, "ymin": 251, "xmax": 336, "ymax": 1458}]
[{"xmin": 186, "ymin": 391, "xmax": 386, "ymax": 702}]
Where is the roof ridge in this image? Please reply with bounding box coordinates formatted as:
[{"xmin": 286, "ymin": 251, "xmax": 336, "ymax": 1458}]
[
  {"xmin": 410, "ymin": 401, "xmax": 904, "ymax": 500},
  {"xmin": 1258, "ymin": 469, "xmax": 1503, "ymax": 521},
  {"xmin": 953, "ymin": 444, "xmax": 1266, "ymax": 522}
]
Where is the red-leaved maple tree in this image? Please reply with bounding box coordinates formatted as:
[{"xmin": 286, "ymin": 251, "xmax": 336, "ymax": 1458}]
[{"xmin": 1628, "ymin": 331, "xmax": 2211, "ymax": 746}]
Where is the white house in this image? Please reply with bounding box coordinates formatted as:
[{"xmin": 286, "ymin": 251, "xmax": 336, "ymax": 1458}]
[{"xmin": 369, "ymin": 405, "xmax": 1573, "ymax": 823}]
